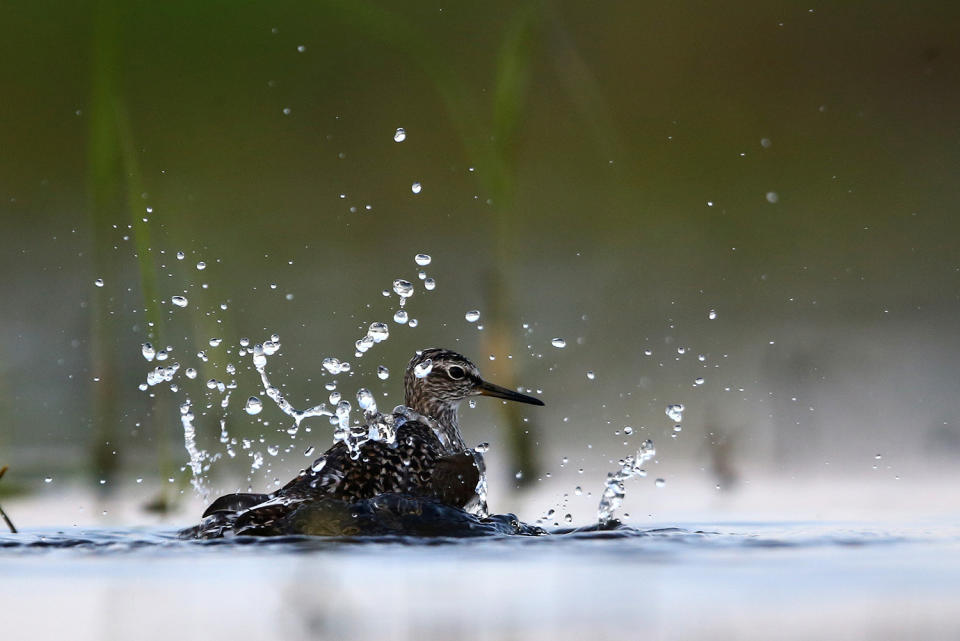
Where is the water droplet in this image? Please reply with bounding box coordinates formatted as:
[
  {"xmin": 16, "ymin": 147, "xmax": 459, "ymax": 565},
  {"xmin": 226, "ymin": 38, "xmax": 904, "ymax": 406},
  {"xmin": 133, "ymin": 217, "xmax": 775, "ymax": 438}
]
[
  {"xmin": 176, "ymin": 251, "xmax": 185, "ymax": 260},
  {"xmin": 44, "ymin": 476, "xmax": 53, "ymax": 483},
  {"xmin": 475, "ymin": 442, "xmax": 489, "ymax": 453},
  {"xmin": 245, "ymin": 396, "xmax": 263, "ymax": 415},
  {"xmin": 357, "ymin": 388, "xmax": 376, "ymax": 412},
  {"xmin": 393, "ymin": 309, "xmax": 409, "ymax": 324},
  {"xmin": 694, "ymin": 377, "xmax": 704, "ymax": 386},
  {"xmin": 761, "ymin": 137, "xmax": 772, "ymax": 148},
  {"xmin": 574, "ymin": 486, "xmax": 582, "ymax": 496},
  {"xmin": 874, "ymin": 453, "xmax": 882, "ymax": 460},
  {"xmin": 623, "ymin": 426, "xmax": 633, "ymax": 435},
  {"xmin": 465, "ymin": 310, "xmax": 480, "ymax": 323},
  {"xmin": 708, "ymin": 309, "xmax": 717, "ymax": 320},
  {"xmin": 367, "ymin": 322, "xmax": 389, "ymax": 343},
  {"xmin": 411, "ymin": 182, "xmax": 422, "ymax": 194},
  {"xmin": 141, "ymin": 343, "xmax": 156, "ymax": 361},
  {"xmin": 171, "ymin": 295, "xmax": 188, "ymax": 308},
  {"xmin": 564, "ymin": 514, "xmax": 573, "ymax": 524},
  {"xmin": 267, "ymin": 445, "xmax": 279, "ymax": 456},
  {"xmin": 424, "ymin": 278, "xmax": 436, "ymax": 291},
  {"xmin": 393, "ymin": 279, "xmax": 414, "ymax": 299},
  {"xmin": 329, "ymin": 391, "xmax": 341, "ymax": 404},
  {"xmin": 414, "ymin": 358, "xmax": 433, "ymax": 378},
  {"xmin": 394, "ymin": 127, "xmax": 406, "ymax": 142},
  {"xmin": 408, "ymin": 318, "xmax": 418, "ymax": 328},
  {"xmin": 586, "ymin": 371, "xmax": 596, "ymax": 380},
  {"xmin": 765, "ymin": 191, "xmax": 779, "ymax": 204},
  {"xmin": 185, "ymin": 368, "xmax": 197, "ymax": 379},
  {"xmin": 377, "ymin": 365, "xmax": 389, "ymax": 380},
  {"xmin": 551, "ymin": 338, "xmax": 567, "ymax": 349},
  {"xmin": 322, "ymin": 357, "xmax": 341, "ymax": 374},
  {"xmin": 414, "ymin": 253, "xmax": 431, "ymax": 266},
  {"xmin": 209, "ymin": 338, "xmax": 222, "ymax": 347},
  {"xmin": 304, "ymin": 446, "xmax": 315, "ymax": 457},
  {"xmin": 665, "ymin": 404, "xmax": 685, "ymax": 422},
  {"xmin": 655, "ymin": 478, "xmax": 666, "ymax": 488},
  {"xmin": 196, "ymin": 261, "xmax": 206, "ymax": 271},
  {"xmin": 94, "ymin": 278, "xmax": 104, "ymax": 288},
  {"xmin": 296, "ymin": 45, "xmax": 306, "ymax": 53}
]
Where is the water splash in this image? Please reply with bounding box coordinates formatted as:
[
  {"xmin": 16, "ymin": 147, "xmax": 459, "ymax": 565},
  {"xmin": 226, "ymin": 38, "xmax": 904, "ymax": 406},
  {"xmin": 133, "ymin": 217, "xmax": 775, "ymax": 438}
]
[{"xmin": 597, "ymin": 439, "xmax": 656, "ymax": 526}]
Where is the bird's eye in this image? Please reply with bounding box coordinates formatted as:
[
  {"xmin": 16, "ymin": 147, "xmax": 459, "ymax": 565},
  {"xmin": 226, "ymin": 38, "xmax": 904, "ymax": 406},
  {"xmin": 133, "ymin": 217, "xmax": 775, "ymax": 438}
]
[{"xmin": 447, "ymin": 365, "xmax": 466, "ymax": 380}]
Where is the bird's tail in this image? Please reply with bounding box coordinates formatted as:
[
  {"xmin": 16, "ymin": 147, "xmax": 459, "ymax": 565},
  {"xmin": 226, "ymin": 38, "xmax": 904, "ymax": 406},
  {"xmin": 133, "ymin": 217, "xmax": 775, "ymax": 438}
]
[{"xmin": 201, "ymin": 492, "xmax": 271, "ymax": 518}]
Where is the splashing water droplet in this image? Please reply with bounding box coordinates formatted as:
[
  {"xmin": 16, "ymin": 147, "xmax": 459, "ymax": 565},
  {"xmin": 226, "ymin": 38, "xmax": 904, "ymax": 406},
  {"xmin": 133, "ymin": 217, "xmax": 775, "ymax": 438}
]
[
  {"xmin": 393, "ymin": 309, "xmax": 409, "ymax": 324},
  {"xmin": 377, "ymin": 365, "xmax": 389, "ymax": 380},
  {"xmin": 414, "ymin": 358, "xmax": 433, "ymax": 378},
  {"xmin": 394, "ymin": 127, "xmax": 406, "ymax": 142},
  {"xmin": 393, "ymin": 279, "xmax": 414, "ymax": 299},
  {"xmin": 185, "ymin": 368, "xmax": 197, "ymax": 379},
  {"xmin": 665, "ymin": 404, "xmax": 685, "ymax": 422},
  {"xmin": 424, "ymin": 278, "xmax": 436, "ymax": 291},
  {"xmin": 411, "ymin": 182, "xmax": 422, "ymax": 194},
  {"xmin": 245, "ymin": 396, "xmax": 263, "ymax": 415},
  {"xmin": 586, "ymin": 371, "xmax": 596, "ymax": 380},
  {"xmin": 171, "ymin": 295, "xmax": 188, "ymax": 308},
  {"xmin": 623, "ymin": 426, "xmax": 633, "ymax": 435},
  {"xmin": 551, "ymin": 338, "xmax": 567, "ymax": 349},
  {"xmin": 414, "ymin": 253, "xmax": 431, "ymax": 266},
  {"xmin": 694, "ymin": 377, "xmax": 704, "ymax": 386},
  {"xmin": 708, "ymin": 309, "xmax": 718, "ymax": 320},
  {"xmin": 766, "ymin": 191, "xmax": 779, "ymax": 204},
  {"xmin": 322, "ymin": 357, "xmax": 341, "ymax": 375},
  {"xmin": 465, "ymin": 310, "xmax": 480, "ymax": 323},
  {"xmin": 357, "ymin": 388, "xmax": 376, "ymax": 413},
  {"xmin": 655, "ymin": 478, "xmax": 666, "ymax": 488},
  {"xmin": 94, "ymin": 278, "xmax": 104, "ymax": 288},
  {"xmin": 141, "ymin": 343, "xmax": 156, "ymax": 362},
  {"xmin": 367, "ymin": 322, "xmax": 389, "ymax": 343},
  {"xmin": 196, "ymin": 261, "xmax": 206, "ymax": 271},
  {"xmin": 209, "ymin": 338, "xmax": 222, "ymax": 347}
]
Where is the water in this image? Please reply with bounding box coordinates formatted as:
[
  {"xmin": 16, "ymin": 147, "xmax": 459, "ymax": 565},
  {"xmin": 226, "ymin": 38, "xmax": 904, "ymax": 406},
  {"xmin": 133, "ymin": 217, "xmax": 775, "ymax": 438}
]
[{"xmin": 2, "ymin": 521, "xmax": 958, "ymax": 641}]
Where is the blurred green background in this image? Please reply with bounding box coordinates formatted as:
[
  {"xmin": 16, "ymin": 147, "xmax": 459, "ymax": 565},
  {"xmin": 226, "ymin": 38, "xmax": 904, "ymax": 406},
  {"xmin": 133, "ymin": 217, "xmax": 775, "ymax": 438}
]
[{"xmin": 1, "ymin": 1, "xmax": 959, "ymax": 520}]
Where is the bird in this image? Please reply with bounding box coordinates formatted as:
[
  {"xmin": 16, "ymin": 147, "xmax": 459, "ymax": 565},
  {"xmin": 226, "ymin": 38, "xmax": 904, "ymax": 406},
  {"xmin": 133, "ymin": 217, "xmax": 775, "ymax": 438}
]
[{"xmin": 187, "ymin": 348, "xmax": 544, "ymax": 538}]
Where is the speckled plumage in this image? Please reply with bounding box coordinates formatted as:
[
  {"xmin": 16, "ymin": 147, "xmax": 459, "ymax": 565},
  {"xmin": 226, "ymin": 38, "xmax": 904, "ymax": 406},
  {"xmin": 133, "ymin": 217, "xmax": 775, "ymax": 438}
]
[{"xmin": 186, "ymin": 348, "xmax": 542, "ymax": 538}]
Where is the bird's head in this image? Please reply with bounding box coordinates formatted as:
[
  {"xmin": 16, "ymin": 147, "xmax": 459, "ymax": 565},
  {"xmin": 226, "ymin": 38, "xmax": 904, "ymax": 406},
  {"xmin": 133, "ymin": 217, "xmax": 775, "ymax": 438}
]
[{"xmin": 403, "ymin": 348, "xmax": 544, "ymax": 418}]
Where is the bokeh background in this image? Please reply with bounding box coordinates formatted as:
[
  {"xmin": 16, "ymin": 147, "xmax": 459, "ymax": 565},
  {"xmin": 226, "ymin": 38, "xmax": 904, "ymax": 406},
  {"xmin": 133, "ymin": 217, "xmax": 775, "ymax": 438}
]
[{"xmin": 2, "ymin": 0, "xmax": 959, "ymax": 526}]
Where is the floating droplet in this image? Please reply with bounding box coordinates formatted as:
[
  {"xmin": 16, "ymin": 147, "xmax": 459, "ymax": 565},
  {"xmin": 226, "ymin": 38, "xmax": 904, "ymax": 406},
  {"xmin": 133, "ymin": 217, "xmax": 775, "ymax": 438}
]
[
  {"xmin": 623, "ymin": 426, "xmax": 633, "ymax": 435},
  {"xmin": 414, "ymin": 358, "xmax": 433, "ymax": 378},
  {"xmin": 185, "ymin": 368, "xmax": 197, "ymax": 379},
  {"xmin": 209, "ymin": 338, "xmax": 222, "ymax": 347},
  {"xmin": 244, "ymin": 396, "xmax": 263, "ymax": 415},
  {"xmin": 586, "ymin": 371, "xmax": 596, "ymax": 380},
  {"xmin": 551, "ymin": 338, "xmax": 567, "ymax": 349},
  {"xmin": 708, "ymin": 309, "xmax": 717, "ymax": 320},
  {"xmin": 322, "ymin": 357, "xmax": 341, "ymax": 375},
  {"xmin": 394, "ymin": 127, "xmax": 406, "ymax": 142},
  {"xmin": 141, "ymin": 343, "xmax": 156, "ymax": 362},
  {"xmin": 393, "ymin": 309, "xmax": 409, "ymax": 324},
  {"xmin": 171, "ymin": 295, "xmax": 188, "ymax": 308},
  {"xmin": 765, "ymin": 191, "xmax": 779, "ymax": 204},
  {"xmin": 367, "ymin": 322, "xmax": 389, "ymax": 343},
  {"xmin": 414, "ymin": 253, "xmax": 431, "ymax": 266},
  {"xmin": 424, "ymin": 278, "xmax": 436, "ymax": 291},
  {"xmin": 196, "ymin": 261, "xmax": 206, "ymax": 271},
  {"xmin": 94, "ymin": 278, "xmax": 104, "ymax": 288},
  {"xmin": 393, "ymin": 280, "xmax": 414, "ymax": 300},
  {"xmin": 465, "ymin": 310, "xmax": 480, "ymax": 323},
  {"xmin": 694, "ymin": 377, "xmax": 704, "ymax": 386},
  {"xmin": 377, "ymin": 365, "xmax": 389, "ymax": 380},
  {"xmin": 665, "ymin": 404, "xmax": 685, "ymax": 422},
  {"xmin": 176, "ymin": 251, "xmax": 185, "ymax": 260},
  {"xmin": 655, "ymin": 478, "xmax": 666, "ymax": 488},
  {"xmin": 357, "ymin": 388, "xmax": 376, "ymax": 412},
  {"xmin": 411, "ymin": 182, "xmax": 422, "ymax": 194}
]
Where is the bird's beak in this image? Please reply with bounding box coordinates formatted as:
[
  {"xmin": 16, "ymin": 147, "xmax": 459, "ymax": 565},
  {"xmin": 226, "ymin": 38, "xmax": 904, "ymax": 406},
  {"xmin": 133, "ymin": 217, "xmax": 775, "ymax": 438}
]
[{"xmin": 475, "ymin": 379, "xmax": 545, "ymax": 406}]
